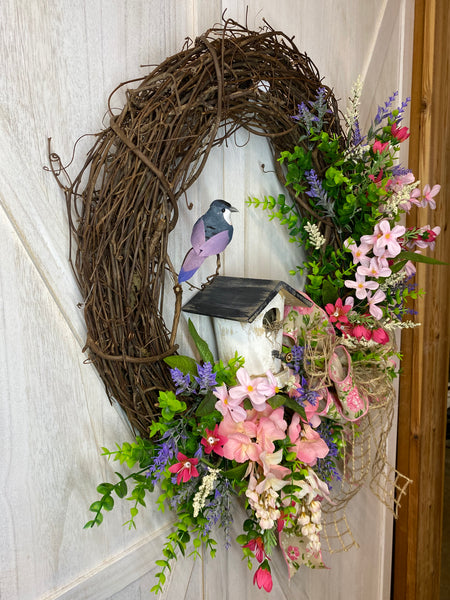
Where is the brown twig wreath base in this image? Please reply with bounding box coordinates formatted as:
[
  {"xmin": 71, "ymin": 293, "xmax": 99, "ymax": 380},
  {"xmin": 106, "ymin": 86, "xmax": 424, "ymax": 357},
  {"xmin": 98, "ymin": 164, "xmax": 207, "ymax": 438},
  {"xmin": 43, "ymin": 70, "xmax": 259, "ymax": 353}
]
[{"xmin": 49, "ymin": 18, "xmax": 343, "ymax": 436}]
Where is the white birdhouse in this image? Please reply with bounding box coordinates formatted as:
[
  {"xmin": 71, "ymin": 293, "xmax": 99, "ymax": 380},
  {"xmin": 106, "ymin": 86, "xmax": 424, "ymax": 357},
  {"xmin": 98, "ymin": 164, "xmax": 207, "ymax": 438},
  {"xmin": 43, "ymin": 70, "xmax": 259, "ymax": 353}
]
[{"xmin": 182, "ymin": 276, "xmax": 312, "ymax": 376}]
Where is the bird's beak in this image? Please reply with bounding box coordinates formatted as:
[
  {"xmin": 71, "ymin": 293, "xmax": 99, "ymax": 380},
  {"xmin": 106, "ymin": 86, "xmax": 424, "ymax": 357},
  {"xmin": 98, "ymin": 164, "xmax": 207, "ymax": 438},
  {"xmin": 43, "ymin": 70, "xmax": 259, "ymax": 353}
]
[{"xmin": 230, "ymin": 206, "xmax": 239, "ymax": 212}]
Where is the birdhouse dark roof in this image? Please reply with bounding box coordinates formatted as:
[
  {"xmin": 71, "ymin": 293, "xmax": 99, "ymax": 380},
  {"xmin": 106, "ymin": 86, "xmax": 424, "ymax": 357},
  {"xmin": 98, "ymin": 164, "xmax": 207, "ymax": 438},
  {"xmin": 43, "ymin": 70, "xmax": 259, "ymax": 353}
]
[{"xmin": 182, "ymin": 276, "xmax": 312, "ymax": 323}]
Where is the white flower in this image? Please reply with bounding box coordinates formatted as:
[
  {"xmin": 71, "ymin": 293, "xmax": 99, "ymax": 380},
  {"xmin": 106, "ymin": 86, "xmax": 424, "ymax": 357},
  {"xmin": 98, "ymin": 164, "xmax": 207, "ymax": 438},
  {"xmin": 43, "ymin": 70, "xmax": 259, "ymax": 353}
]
[
  {"xmin": 193, "ymin": 468, "xmax": 220, "ymax": 517},
  {"xmin": 304, "ymin": 221, "xmax": 326, "ymax": 250}
]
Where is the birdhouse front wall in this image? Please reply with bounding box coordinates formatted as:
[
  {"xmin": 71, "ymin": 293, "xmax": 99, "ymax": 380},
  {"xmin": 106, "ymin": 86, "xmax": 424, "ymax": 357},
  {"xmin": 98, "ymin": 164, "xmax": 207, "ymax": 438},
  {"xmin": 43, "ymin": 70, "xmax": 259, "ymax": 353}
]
[{"xmin": 212, "ymin": 293, "xmax": 285, "ymax": 377}]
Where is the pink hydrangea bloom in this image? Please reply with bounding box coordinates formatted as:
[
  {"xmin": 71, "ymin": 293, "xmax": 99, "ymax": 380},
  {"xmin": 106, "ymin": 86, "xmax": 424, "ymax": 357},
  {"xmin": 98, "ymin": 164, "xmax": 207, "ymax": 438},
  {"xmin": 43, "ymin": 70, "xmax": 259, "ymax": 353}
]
[
  {"xmin": 289, "ymin": 415, "xmax": 329, "ymax": 466},
  {"xmin": 292, "ymin": 424, "xmax": 329, "ymax": 466},
  {"xmin": 221, "ymin": 432, "xmax": 261, "ymax": 463}
]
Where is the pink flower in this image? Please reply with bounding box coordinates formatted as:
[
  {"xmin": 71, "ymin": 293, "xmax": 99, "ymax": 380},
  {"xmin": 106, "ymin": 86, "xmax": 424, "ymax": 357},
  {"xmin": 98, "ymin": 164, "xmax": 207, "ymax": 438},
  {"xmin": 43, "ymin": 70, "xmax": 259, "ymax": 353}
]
[
  {"xmin": 391, "ymin": 122, "xmax": 410, "ymax": 142},
  {"xmin": 168, "ymin": 453, "xmax": 199, "ymax": 485},
  {"xmin": 218, "ymin": 411, "xmax": 257, "ymax": 438},
  {"xmin": 291, "ymin": 423, "xmax": 329, "ymax": 466},
  {"xmin": 253, "ymin": 561, "xmax": 273, "ymax": 592},
  {"xmin": 421, "ymin": 184, "xmax": 440, "ymax": 209},
  {"xmin": 357, "ymin": 257, "xmax": 391, "ymax": 279},
  {"xmin": 366, "ymin": 289, "xmax": 386, "ymax": 320},
  {"xmin": 256, "ymin": 371, "xmax": 280, "ymax": 398},
  {"xmin": 255, "ymin": 408, "xmax": 288, "ymax": 451},
  {"xmin": 325, "ymin": 298, "xmax": 352, "ymax": 327},
  {"xmin": 368, "ymin": 169, "xmax": 385, "ymax": 186},
  {"xmin": 201, "ymin": 425, "xmax": 227, "ymax": 456},
  {"xmin": 404, "ymin": 260, "xmax": 416, "ymax": 277},
  {"xmin": 243, "ymin": 537, "xmax": 266, "ymax": 563},
  {"xmin": 387, "ymin": 172, "xmax": 415, "ymax": 193},
  {"xmin": 345, "ymin": 239, "xmax": 371, "ymax": 264},
  {"xmin": 222, "ymin": 433, "xmax": 261, "ymax": 463},
  {"xmin": 259, "ymin": 449, "xmax": 291, "ymax": 482},
  {"xmin": 373, "ymin": 220, "xmax": 405, "ymax": 258},
  {"xmin": 351, "ymin": 324, "xmax": 372, "ymax": 341},
  {"xmin": 287, "ymin": 545, "xmax": 300, "ymax": 561},
  {"xmin": 345, "ymin": 273, "xmax": 379, "ymax": 300},
  {"xmin": 372, "ymin": 139, "xmax": 389, "ymax": 153},
  {"xmin": 372, "ymin": 328, "xmax": 390, "ymax": 345},
  {"xmin": 229, "ymin": 368, "xmax": 268, "ymax": 411},
  {"xmin": 213, "ymin": 383, "xmax": 247, "ymax": 423},
  {"xmin": 413, "ymin": 225, "xmax": 441, "ymax": 250}
]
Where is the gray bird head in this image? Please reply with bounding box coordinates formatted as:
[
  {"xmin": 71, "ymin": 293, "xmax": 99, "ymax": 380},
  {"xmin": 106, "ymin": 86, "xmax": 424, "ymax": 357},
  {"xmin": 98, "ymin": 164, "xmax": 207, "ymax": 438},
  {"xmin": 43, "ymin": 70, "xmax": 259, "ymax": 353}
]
[{"xmin": 208, "ymin": 199, "xmax": 238, "ymax": 224}]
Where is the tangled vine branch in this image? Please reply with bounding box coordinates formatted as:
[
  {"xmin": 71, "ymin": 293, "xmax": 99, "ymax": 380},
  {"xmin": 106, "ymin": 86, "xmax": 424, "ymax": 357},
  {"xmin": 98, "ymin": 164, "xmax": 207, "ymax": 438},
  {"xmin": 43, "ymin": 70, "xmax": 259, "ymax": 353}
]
[{"xmin": 49, "ymin": 18, "xmax": 342, "ymax": 435}]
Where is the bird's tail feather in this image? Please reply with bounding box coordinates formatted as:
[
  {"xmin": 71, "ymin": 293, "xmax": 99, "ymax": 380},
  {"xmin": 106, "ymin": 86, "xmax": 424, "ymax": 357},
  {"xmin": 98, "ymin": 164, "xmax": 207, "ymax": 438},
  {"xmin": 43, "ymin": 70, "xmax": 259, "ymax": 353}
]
[{"xmin": 178, "ymin": 248, "xmax": 206, "ymax": 283}]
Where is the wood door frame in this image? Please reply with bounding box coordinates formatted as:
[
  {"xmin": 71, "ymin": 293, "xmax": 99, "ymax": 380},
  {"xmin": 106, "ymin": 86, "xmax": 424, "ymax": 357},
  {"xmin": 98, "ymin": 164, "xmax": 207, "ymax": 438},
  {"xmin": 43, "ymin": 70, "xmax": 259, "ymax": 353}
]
[{"xmin": 393, "ymin": 0, "xmax": 450, "ymax": 598}]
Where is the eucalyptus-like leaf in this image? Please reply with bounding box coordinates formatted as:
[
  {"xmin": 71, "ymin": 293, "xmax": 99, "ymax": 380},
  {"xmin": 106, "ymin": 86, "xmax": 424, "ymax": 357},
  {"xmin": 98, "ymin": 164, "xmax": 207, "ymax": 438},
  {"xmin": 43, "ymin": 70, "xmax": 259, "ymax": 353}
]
[
  {"xmin": 195, "ymin": 390, "xmax": 217, "ymax": 416},
  {"xmin": 164, "ymin": 354, "xmax": 198, "ymax": 376},
  {"xmin": 188, "ymin": 319, "xmax": 215, "ymax": 363}
]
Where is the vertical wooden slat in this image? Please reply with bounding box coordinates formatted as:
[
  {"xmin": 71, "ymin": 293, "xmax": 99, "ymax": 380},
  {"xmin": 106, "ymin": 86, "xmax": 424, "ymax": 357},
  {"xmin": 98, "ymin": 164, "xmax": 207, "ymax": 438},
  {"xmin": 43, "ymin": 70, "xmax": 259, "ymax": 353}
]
[{"xmin": 393, "ymin": 0, "xmax": 450, "ymax": 598}]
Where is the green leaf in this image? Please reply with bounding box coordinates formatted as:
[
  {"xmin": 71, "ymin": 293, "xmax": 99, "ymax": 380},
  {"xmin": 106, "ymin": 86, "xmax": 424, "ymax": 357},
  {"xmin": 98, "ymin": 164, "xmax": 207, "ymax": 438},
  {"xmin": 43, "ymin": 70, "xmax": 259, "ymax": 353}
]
[
  {"xmin": 155, "ymin": 560, "xmax": 169, "ymax": 568},
  {"xmin": 164, "ymin": 355, "xmax": 198, "ymax": 376},
  {"xmin": 84, "ymin": 520, "xmax": 95, "ymax": 529},
  {"xmin": 394, "ymin": 251, "xmax": 448, "ymax": 266},
  {"xmin": 322, "ymin": 279, "xmax": 338, "ymax": 305},
  {"xmin": 195, "ymin": 390, "xmax": 217, "ymax": 416},
  {"xmin": 188, "ymin": 319, "xmax": 215, "ymax": 363},
  {"xmin": 102, "ymin": 495, "xmax": 114, "ymax": 511},
  {"xmin": 267, "ymin": 394, "xmax": 287, "ymax": 409},
  {"xmin": 283, "ymin": 397, "xmax": 307, "ymax": 421},
  {"xmin": 223, "ymin": 462, "xmax": 249, "ymax": 480},
  {"xmin": 114, "ymin": 474, "xmax": 128, "ymax": 499},
  {"xmin": 96, "ymin": 483, "xmax": 114, "ymax": 495},
  {"xmin": 89, "ymin": 501, "xmax": 103, "ymax": 513}
]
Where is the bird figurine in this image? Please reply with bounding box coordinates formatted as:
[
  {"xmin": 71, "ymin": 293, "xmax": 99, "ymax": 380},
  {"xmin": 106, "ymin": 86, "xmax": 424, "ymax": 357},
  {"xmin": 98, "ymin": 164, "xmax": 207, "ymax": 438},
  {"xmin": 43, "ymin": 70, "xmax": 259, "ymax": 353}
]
[{"xmin": 178, "ymin": 199, "xmax": 238, "ymax": 283}]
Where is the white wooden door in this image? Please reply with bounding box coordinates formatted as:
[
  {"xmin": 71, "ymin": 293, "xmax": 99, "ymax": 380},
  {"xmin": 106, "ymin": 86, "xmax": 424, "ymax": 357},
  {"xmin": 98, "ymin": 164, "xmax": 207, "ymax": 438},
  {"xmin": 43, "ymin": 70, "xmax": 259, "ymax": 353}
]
[{"xmin": 0, "ymin": 2, "xmax": 414, "ymax": 599}]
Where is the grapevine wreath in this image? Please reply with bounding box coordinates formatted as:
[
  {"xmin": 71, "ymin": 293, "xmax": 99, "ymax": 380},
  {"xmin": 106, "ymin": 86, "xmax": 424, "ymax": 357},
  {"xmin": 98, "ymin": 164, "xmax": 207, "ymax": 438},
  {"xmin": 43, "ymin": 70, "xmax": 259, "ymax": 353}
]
[{"xmin": 49, "ymin": 17, "xmax": 443, "ymax": 593}]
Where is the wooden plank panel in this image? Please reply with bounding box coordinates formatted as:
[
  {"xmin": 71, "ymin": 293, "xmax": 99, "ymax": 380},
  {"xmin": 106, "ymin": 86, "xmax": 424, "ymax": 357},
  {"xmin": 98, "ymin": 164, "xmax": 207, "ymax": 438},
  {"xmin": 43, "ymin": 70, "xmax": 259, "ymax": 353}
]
[
  {"xmin": 0, "ymin": 207, "xmax": 176, "ymax": 600},
  {"xmin": 393, "ymin": 0, "xmax": 450, "ymax": 598}
]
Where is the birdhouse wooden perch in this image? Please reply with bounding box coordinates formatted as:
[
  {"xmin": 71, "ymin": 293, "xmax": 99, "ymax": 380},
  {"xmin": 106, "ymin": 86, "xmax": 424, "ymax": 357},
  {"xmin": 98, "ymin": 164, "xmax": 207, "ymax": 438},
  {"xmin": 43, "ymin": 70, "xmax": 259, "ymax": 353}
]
[{"xmin": 182, "ymin": 276, "xmax": 312, "ymax": 376}]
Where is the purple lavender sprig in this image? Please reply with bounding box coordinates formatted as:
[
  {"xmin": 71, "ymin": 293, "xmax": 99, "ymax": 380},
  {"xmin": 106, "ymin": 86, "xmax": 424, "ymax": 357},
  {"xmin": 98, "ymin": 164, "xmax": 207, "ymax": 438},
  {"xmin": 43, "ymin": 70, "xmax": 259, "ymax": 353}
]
[
  {"xmin": 351, "ymin": 119, "xmax": 365, "ymax": 147},
  {"xmin": 305, "ymin": 169, "xmax": 335, "ymax": 218},
  {"xmin": 374, "ymin": 91, "xmax": 411, "ymax": 125},
  {"xmin": 194, "ymin": 362, "xmax": 217, "ymax": 392},
  {"xmin": 287, "ymin": 345, "xmax": 305, "ymax": 374},
  {"xmin": 145, "ymin": 433, "xmax": 178, "ymax": 484},
  {"xmin": 314, "ymin": 420, "xmax": 342, "ymax": 485},
  {"xmin": 294, "ymin": 376, "xmax": 321, "ymax": 407},
  {"xmin": 170, "ymin": 367, "xmax": 194, "ymax": 395}
]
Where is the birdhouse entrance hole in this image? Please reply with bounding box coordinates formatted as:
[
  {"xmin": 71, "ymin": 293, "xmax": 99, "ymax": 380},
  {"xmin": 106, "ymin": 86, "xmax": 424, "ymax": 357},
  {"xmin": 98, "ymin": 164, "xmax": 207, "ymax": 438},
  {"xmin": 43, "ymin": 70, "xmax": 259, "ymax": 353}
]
[{"xmin": 263, "ymin": 307, "xmax": 281, "ymax": 331}]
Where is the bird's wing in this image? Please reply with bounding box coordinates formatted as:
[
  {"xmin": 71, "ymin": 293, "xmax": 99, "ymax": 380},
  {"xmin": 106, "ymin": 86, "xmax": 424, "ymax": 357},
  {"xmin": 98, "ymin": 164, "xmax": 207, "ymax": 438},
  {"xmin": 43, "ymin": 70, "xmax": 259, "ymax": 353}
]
[
  {"xmin": 178, "ymin": 248, "xmax": 206, "ymax": 283},
  {"xmin": 190, "ymin": 217, "xmax": 206, "ymax": 252},
  {"xmin": 196, "ymin": 229, "xmax": 231, "ymax": 256}
]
